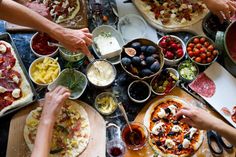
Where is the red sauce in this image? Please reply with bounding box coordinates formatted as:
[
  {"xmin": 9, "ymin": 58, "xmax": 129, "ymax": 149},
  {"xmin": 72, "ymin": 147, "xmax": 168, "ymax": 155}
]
[
  {"xmin": 32, "ymin": 33, "xmax": 58, "ymax": 55},
  {"xmin": 226, "ymin": 22, "xmax": 236, "ymax": 61},
  {"xmin": 109, "ymin": 147, "xmax": 122, "ymax": 157}
]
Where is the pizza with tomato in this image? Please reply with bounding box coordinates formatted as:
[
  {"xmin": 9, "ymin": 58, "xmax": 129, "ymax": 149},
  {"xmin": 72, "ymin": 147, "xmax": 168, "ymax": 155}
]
[
  {"xmin": 133, "ymin": 0, "xmax": 209, "ymax": 29},
  {"xmin": 144, "ymin": 96, "xmax": 204, "ymax": 157},
  {"xmin": 24, "ymin": 100, "xmax": 90, "ymax": 156},
  {"xmin": 0, "ymin": 40, "xmax": 33, "ymax": 116}
]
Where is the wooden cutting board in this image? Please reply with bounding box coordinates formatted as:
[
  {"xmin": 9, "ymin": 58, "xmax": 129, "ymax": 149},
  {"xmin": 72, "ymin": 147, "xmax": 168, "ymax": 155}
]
[
  {"xmin": 125, "ymin": 87, "xmax": 236, "ymax": 157},
  {"xmin": 6, "ymin": 100, "xmax": 106, "ymax": 157}
]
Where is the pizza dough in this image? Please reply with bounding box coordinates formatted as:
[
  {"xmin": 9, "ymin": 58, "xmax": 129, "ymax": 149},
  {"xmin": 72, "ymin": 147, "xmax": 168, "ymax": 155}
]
[
  {"xmin": 144, "ymin": 96, "xmax": 204, "ymax": 157},
  {"xmin": 24, "ymin": 100, "xmax": 90, "ymax": 157}
]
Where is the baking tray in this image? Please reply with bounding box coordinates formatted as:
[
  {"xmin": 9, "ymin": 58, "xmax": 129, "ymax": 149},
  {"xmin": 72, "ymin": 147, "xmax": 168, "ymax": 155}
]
[{"xmin": 0, "ymin": 33, "xmax": 37, "ymax": 118}]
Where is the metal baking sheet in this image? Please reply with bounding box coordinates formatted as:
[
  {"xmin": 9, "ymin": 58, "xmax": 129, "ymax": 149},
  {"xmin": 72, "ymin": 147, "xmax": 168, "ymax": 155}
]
[{"xmin": 0, "ymin": 33, "xmax": 37, "ymax": 118}]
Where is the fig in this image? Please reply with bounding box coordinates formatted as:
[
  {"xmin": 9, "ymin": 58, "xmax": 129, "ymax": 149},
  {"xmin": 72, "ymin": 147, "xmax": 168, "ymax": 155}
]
[
  {"xmin": 132, "ymin": 56, "xmax": 141, "ymax": 65},
  {"xmin": 131, "ymin": 42, "xmax": 141, "ymax": 53},
  {"xmin": 146, "ymin": 56, "xmax": 155, "ymax": 65},
  {"xmin": 141, "ymin": 69, "xmax": 153, "ymax": 76},
  {"xmin": 150, "ymin": 61, "xmax": 160, "ymax": 72},
  {"xmin": 140, "ymin": 46, "xmax": 147, "ymax": 53},
  {"xmin": 124, "ymin": 47, "xmax": 136, "ymax": 57},
  {"xmin": 146, "ymin": 46, "xmax": 156, "ymax": 55},
  {"xmin": 121, "ymin": 57, "xmax": 131, "ymax": 67}
]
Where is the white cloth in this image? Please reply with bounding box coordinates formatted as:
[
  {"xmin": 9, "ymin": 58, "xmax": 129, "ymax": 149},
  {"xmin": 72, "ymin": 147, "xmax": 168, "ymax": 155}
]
[{"xmin": 115, "ymin": 0, "xmax": 158, "ymax": 43}]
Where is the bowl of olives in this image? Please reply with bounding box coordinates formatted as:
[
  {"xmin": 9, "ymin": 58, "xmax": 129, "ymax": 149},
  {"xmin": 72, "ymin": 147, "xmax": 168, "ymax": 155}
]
[{"xmin": 120, "ymin": 38, "xmax": 164, "ymax": 80}]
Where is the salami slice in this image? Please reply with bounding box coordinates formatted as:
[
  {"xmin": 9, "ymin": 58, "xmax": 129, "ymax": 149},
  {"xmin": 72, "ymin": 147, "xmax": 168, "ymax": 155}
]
[
  {"xmin": 232, "ymin": 106, "xmax": 236, "ymax": 123},
  {"xmin": 189, "ymin": 73, "xmax": 216, "ymax": 98}
]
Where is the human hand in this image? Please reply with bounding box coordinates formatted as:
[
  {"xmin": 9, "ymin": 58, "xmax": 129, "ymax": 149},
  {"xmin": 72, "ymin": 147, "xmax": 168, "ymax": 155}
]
[
  {"xmin": 204, "ymin": 0, "xmax": 236, "ymax": 23},
  {"xmin": 41, "ymin": 86, "xmax": 70, "ymax": 122},
  {"xmin": 175, "ymin": 106, "xmax": 223, "ymax": 130}
]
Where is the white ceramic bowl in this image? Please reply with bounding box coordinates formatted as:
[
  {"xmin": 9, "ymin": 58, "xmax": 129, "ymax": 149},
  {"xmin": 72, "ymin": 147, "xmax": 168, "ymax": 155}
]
[
  {"xmin": 92, "ymin": 25, "xmax": 125, "ymax": 65},
  {"xmin": 150, "ymin": 68, "xmax": 179, "ymax": 95},
  {"xmin": 118, "ymin": 14, "xmax": 147, "ymax": 42},
  {"xmin": 157, "ymin": 35, "xmax": 186, "ymax": 66},
  {"xmin": 59, "ymin": 47, "xmax": 85, "ymax": 63},
  {"xmin": 128, "ymin": 80, "xmax": 151, "ymax": 103},
  {"xmin": 30, "ymin": 32, "xmax": 59, "ymax": 57},
  {"xmin": 29, "ymin": 57, "xmax": 61, "ymax": 86},
  {"xmin": 48, "ymin": 69, "xmax": 87, "ymax": 99}
]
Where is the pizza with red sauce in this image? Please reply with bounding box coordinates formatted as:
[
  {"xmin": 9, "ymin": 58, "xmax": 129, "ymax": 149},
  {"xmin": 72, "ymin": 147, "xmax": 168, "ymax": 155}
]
[
  {"xmin": 144, "ymin": 96, "xmax": 204, "ymax": 157},
  {"xmin": 0, "ymin": 40, "xmax": 33, "ymax": 115}
]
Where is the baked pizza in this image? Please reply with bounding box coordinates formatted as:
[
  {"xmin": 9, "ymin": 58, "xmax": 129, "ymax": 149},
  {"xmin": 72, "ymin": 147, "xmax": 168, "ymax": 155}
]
[
  {"xmin": 144, "ymin": 96, "xmax": 204, "ymax": 157},
  {"xmin": 134, "ymin": 0, "xmax": 209, "ymax": 29},
  {"xmin": 0, "ymin": 40, "xmax": 33, "ymax": 116},
  {"xmin": 24, "ymin": 100, "xmax": 90, "ymax": 156}
]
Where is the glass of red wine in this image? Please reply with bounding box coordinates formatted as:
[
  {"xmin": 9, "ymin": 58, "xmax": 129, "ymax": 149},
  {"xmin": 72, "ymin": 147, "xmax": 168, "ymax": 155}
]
[
  {"xmin": 121, "ymin": 122, "xmax": 149, "ymax": 150},
  {"xmin": 107, "ymin": 139, "xmax": 126, "ymax": 157}
]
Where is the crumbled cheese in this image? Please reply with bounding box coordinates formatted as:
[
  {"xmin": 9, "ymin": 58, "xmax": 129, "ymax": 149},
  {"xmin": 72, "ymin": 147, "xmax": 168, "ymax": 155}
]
[
  {"xmin": 68, "ymin": 7, "xmax": 75, "ymax": 13},
  {"xmin": 151, "ymin": 122, "xmax": 165, "ymax": 135},
  {"xmin": 0, "ymin": 45, "xmax": 7, "ymax": 53},
  {"xmin": 12, "ymin": 88, "xmax": 21, "ymax": 98},
  {"xmin": 189, "ymin": 127, "xmax": 197, "ymax": 139},
  {"xmin": 168, "ymin": 105, "xmax": 177, "ymax": 115},
  {"xmin": 171, "ymin": 14, "xmax": 176, "ymax": 19},
  {"xmin": 12, "ymin": 75, "xmax": 20, "ymax": 84},
  {"xmin": 158, "ymin": 108, "xmax": 166, "ymax": 118},
  {"xmin": 183, "ymin": 138, "xmax": 191, "ymax": 148},
  {"xmin": 62, "ymin": 0, "xmax": 69, "ymax": 9},
  {"xmin": 163, "ymin": 2, "xmax": 168, "ymax": 7},
  {"xmin": 160, "ymin": 10, "xmax": 165, "ymax": 15},
  {"xmin": 0, "ymin": 86, "xmax": 7, "ymax": 93},
  {"xmin": 181, "ymin": 4, "xmax": 188, "ymax": 9},
  {"xmin": 172, "ymin": 125, "xmax": 182, "ymax": 132},
  {"xmin": 171, "ymin": 8, "xmax": 178, "ymax": 13},
  {"xmin": 165, "ymin": 139, "xmax": 175, "ymax": 149},
  {"xmin": 181, "ymin": 18, "xmax": 187, "ymax": 24},
  {"xmin": 188, "ymin": 5, "xmax": 192, "ymax": 10}
]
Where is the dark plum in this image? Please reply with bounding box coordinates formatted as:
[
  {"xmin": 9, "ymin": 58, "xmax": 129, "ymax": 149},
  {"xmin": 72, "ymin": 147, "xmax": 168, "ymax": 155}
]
[
  {"xmin": 141, "ymin": 69, "xmax": 153, "ymax": 76},
  {"xmin": 121, "ymin": 57, "xmax": 131, "ymax": 67},
  {"xmin": 150, "ymin": 61, "xmax": 160, "ymax": 72},
  {"xmin": 152, "ymin": 53, "xmax": 159, "ymax": 59},
  {"xmin": 146, "ymin": 45, "xmax": 156, "ymax": 55},
  {"xmin": 132, "ymin": 56, "xmax": 141, "ymax": 65},
  {"xmin": 146, "ymin": 56, "xmax": 155, "ymax": 65},
  {"xmin": 140, "ymin": 46, "xmax": 147, "ymax": 53},
  {"xmin": 131, "ymin": 42, "xmax": 141, "ymax": 53}
]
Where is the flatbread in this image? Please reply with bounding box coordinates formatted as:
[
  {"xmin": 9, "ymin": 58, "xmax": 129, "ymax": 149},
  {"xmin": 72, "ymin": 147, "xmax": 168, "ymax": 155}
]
[{"xmin": 24, "ymin": 100, "xmax": 90, "ymax": 157}]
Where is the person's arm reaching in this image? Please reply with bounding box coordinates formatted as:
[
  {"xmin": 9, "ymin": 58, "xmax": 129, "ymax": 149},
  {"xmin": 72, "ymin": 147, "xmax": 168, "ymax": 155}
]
[
  {"xmin": 0, "ymin": 0, "xmax": 92, "ymax": 54},
  {"xmin": 31, "ymin": 86, "xmax": 70, "ymax": 157},
  {"xmin": 176, "ymin": 106, "xmax": 236, "ymax": 146}
]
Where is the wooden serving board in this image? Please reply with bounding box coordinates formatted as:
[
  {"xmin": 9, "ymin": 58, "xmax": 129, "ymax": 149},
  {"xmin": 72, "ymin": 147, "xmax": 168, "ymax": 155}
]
[
  {"xmin": 125, "ymin": 87, "xmax": 236, "ymax": 157},
  {"xmin": 6, "ymin": 100, "xmax": 106, "ymax": 157}
]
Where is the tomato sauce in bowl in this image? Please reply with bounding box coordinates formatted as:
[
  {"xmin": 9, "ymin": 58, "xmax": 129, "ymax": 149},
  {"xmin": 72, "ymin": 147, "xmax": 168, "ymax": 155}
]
[
  {"xmin": 226, "ymin": 22, "xmax": 236, "ymax": 63},
  {"xmin": 31, "ymin": 32, "xmax": 58, "ymax": 57}
]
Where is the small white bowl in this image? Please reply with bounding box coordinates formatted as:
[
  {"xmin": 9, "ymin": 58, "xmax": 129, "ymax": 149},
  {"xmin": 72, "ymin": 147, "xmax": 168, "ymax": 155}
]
[
  {"xmin": 157, "ymin": 35, "xmax": 186, "ymax": 66},
  {"xmin": 150, "ymin": 68, "xmax": 179, "ymax": 95},
  {"xmin": 29, "ymin": 57, "xmax": 61, "ymax": 86},
  {"xmin": 128, "ymin": 80, "xmax": 151, "ymax": 103},
  {"xmin": 30, "ymin": 32, "xmax": 59, "ymax": 57},
  {"xmin": 118, "ymin": 14, "xmax": 147, "ymax": 42}
]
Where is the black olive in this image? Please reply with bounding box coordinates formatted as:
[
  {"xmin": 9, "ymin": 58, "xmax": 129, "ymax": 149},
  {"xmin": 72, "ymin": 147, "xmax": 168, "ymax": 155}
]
[
  {"xmin": 152, "ymin": 118, "xmax": 158, "ymax": 122},
  {"xmin": 167, "ymin": 131, "xmax": 175, "ymax": 136},
  {"xmin": 173, "ymin": 120, "xmax": 179, "ymax": 125},
  {"xmin": 178, "ymin": 144, "xmax": 183, "ymax": 150},
  {"xmin": 156, "ymin": 141, "xmax": 162, "ymax": 146},
  {"xmin": 158, "ymin": 131, "xmax": 163, "ymax": 137},
  {"xmin": 164, "ymin": 108, "xmax": 171, "ymax": 114},
  {"xmin": 163, "ymin": 118, "xmax": 169, "ymax": 122},
  {"xmin": 184, "ymin": 134, "xmax": 191, "ymax": 140}
]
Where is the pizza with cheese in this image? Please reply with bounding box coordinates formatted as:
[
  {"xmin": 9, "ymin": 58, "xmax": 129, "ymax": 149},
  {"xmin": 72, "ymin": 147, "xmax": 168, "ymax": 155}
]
[
  {"xmin": 134, "ymin": 0, "xmax": 209, "ymax": 29},
  {"xmin": 144, "ymin": 96, "xmax": 204, "ymax": 157},
  {"xmin": 24, "ymin": 100, "xmax": 90, "ymax": 156},
  {"xmin": 0, "ymin": 40, "xmax": 33, "ymax": 116}
]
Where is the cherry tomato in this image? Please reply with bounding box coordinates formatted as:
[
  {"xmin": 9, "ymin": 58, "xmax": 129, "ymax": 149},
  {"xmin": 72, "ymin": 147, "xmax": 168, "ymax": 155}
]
[
  {"xmin": 195, "ymin": 57, "xmax": 202, "ymax": 63},
  {"xmin": 207, "ymin": 45, "xmax": 214, "ymax": 52},
  {"xmin": 200, "ymin": 53, "xmax": 207, "ymax": 60},
  {"xmin": 202, "ymin": 59, "xmax": 207, "ymax": 64},
  {"xmin": 206, "ymin": 51, "xmax": 212, "ymax": 57},
  {"xmin": 200, "ymin": 47, "xmax": 206, "ymax": 53},
  {"xmin": 188, "ymin": 43, "xmax": 195, "ymax": 48},
  {"xmin": 196, "ymin": 43, "xmax": 202, "ymax": 49},
  {"xmin": 207, "ymin": 57, "xmax": 212, "ymax": 63},
  {"xmin": 188, "ymin": 51, "xmax": 194, "ymax": 57},
  {"xmin": 204, "ymin": 41, "xmax": 210, "ymax": 47},
  {"xmin": 212, "ymin": 50, "xmax": 218, "ymax": 56},
  {"xmin": 160, "ymin": 40, "xmax": 167, "ymax": 48},
  {"xmin": 177, "ymin": 44, "xmax": 182, "ymax": 49},
  {"xmin": 200, "ymin": 37, "xmax": 206, "ymax": 44},
  {"xmin": 193, "ymin": 48, "xmax": 200, "ymax": 56},
  {"xmin": 187, "ymin": 47, "xmax": 192, "ymax": 52},
  {"xmin": 193, "ymin": 38, "xmax": 200, "ymax": 44},
  {"xmin": 171, "ymin": 43, "xmax": 178, "ymax": 50},
  {"xmin": 177, "ymin": 49, "xmax": 183, "ymax": 58}
]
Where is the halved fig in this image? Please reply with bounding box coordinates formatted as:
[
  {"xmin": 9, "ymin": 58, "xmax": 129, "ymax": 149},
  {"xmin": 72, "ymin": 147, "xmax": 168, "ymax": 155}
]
[{"xmin": 125, "ymin": 47, "xmax": 136, "ymax": 57}]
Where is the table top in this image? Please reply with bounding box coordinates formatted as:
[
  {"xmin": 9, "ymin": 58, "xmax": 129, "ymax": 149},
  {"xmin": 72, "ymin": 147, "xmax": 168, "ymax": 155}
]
[{"xmin": 0, "ymin": 0, "xmax": 234, "ymax": 157}]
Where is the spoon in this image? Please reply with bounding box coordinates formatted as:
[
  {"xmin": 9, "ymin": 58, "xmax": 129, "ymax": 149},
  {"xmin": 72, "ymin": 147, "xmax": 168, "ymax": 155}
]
[
  {"xmin": 117, "ymin": 102, "xmax": 133, "ymax": 132},
  {"xmin": 47, "ymin": 41, "xmax": 63, "ymax": 47}
]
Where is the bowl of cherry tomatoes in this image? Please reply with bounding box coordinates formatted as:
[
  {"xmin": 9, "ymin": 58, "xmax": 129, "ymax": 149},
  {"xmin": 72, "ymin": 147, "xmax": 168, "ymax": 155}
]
[
  {"xmin": 186, "ymin": 36, "xmax": 218, "ymax": 66},
  {"xmin": 158, "ymin": 35, "xmax": 186, "ymax": 66}
]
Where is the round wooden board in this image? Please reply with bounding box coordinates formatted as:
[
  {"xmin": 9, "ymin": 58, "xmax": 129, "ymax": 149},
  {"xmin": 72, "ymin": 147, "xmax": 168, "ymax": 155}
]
[
  {"xmin": 124, "ymin": 87, "xmax": 236, "ymax": 157},
  {"xmin": 6, "ymin": 99, "xmax": 106, "ymax": 157}
]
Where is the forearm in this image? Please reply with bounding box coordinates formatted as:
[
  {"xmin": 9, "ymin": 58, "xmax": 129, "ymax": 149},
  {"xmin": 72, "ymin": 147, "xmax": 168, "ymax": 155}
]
[
  {"xmin": 31, "ymin": 117, "xmax": 55, "ymax": 157},
  {"xmin": 0, "ymin": 0, "xmax": 63, "ymax": 40}
]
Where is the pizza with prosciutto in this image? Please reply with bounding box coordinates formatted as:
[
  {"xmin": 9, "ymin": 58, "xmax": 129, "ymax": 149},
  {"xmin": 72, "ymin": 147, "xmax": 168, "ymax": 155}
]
[
  {"xmin": 0, "ymin": 40, "xmax": 33, "ymax": 116},
  {"xmin": 134, "ymin": 0, "xmax": 208, "ymax": 29},
  {"xmin": 144, "ymin": 96, "xmax": 204, "ymax": 157},
  {"xmin": 24, "ymin": 100, "xmax": 90, "ymax": 157}
]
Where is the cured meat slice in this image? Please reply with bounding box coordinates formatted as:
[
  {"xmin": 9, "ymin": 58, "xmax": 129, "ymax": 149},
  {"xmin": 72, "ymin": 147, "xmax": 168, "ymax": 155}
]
[
  {"xmin": 189, "ymin": 73, "xmax": 216, "ymax": 98},
  {"xmin": 232, "ymin": 106, "xmax": 236, "ymax": 123}
]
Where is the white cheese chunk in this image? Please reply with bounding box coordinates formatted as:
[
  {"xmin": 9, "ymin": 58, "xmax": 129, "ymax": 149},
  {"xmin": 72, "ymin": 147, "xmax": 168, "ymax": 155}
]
[
  {"xmin": 171, "ymin": 14, "xmax": 176, "ymax": 19},
  {"xmin": 151, "ymin": 122, "xmax": 165, "ymax": 135},
  {"xmin": 189, "ymin": 127, "xmax": 197, "ymax": 139},
  {"xmin": 163, "ymin": 2, "xmax": 168, "ymax": 7},
  {"xmin": 181, "ymin": 18, "xmax": 187, "ymax": 24},
  {"xmin": 12, "ymin": 88, "xmax": 21, "ymax": 98},
  {"xmin": 168, "ymin": 105, "xmax": 177, "ymax": 115},
  {"xmin": 165, "ymin": 139, "xmax": 175, "ymax": 149},
  {"xmin": 12, "ymin": 75, "xmax": 20, "ymax": 84},
  {"xmin": 94, "ymin": 35, "xmax": 121, "ymax": 59},
  {"xmin": 183, "ymin": 138, "xmax": 191, "ymax": 148},
  {"xmin": 158, "ymin": 108, "xmax": 166, "ymax": 118},
  {"xmin": 0, "ymin": 86, "xmax": 7, "ymax": 93},
  {"xmin": 0, "ymin": 45, "xmax": 7, "ymax": 53},
  {"xmin": 160, "ymin": 10, "xmax": 165, "ymax": 15},
  {"xmin": 172, "ymin": 125, "xmax": 182, "ymax": 132}
]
